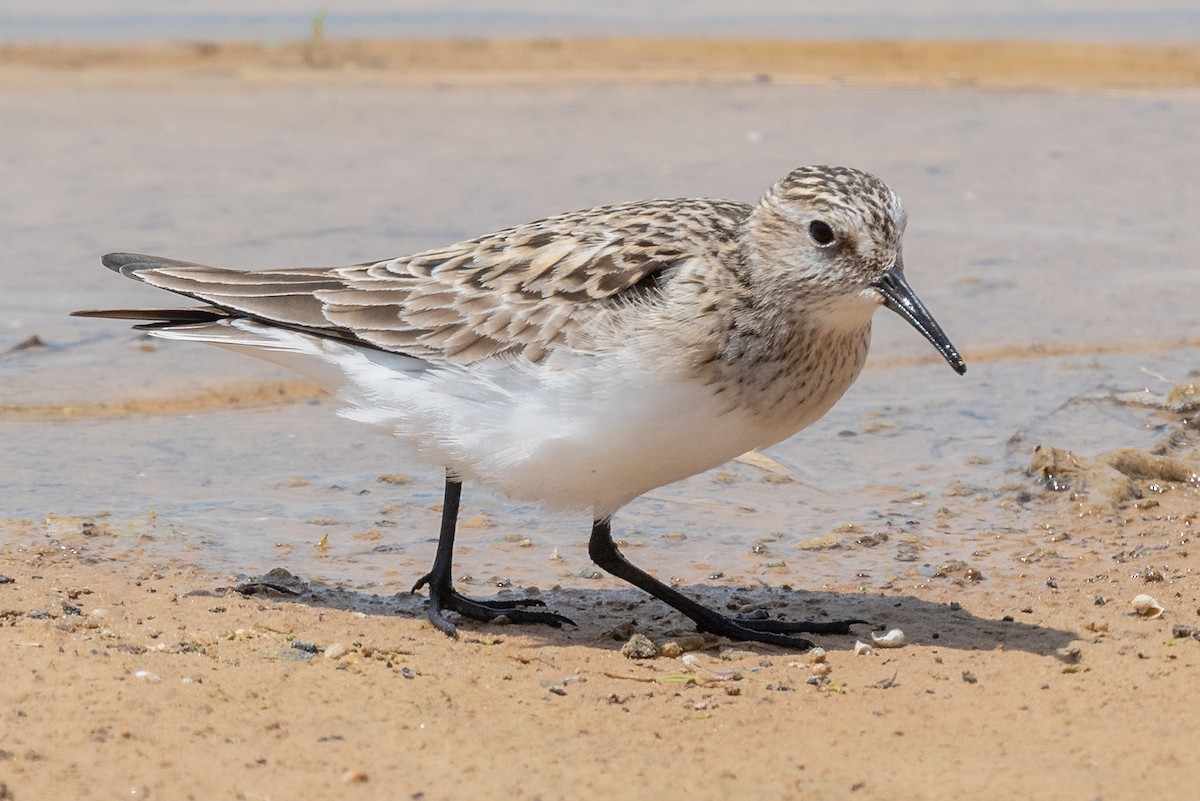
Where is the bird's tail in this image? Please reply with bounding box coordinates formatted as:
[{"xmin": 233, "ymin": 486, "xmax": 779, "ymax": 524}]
[{"xmin": 70, "ymin": 306, "xmax": 230, "ymax": 330}]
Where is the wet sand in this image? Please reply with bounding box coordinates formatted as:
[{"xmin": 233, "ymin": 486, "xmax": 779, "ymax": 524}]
[
  {"xmin": 3, "ymin": 39, "xmax": 1200, "ymax": 799},
  {"xmin": 3, "ymin": 38, "xmax": 1200, "ymax": 90},
  {"xmin": 3, "ymin": 439, "xmax": 1199, "ymax": 799}
]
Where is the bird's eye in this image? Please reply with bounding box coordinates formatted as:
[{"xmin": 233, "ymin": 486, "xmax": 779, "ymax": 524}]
[{"xmin": 808, "ymin": 220, "xmax": 835, "ymax": 246}]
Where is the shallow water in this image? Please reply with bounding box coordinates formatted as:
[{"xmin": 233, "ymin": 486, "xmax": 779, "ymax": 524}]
[
  {"xmin": 2, "ymin": 80, "xmax": 1198, "ymax": 598},
  {"xmin": 4, "ymin": 1, "xmax": 1198, "ymax": 43}
]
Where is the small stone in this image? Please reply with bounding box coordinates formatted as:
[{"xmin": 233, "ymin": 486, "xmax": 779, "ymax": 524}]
[
  {"xmin": 619, "ymin": 633, "xmax": 658, "ymax": 660},
  {"xmin": 323, "ymin": 642, "xmax": 348, "ymax": 660},
  {"xmin": 341, "ymin": 770, "xmax": 369, "ymax": 783},
  {"xmin": 1057, "ymin": 647, "xmax": 1082, "ymax": 664},
  {"xmin": 660, "ymin": 641, "xmax": 683, "ymax": 658},
  {"xmin": 718, "ymin": 647, "xmax": 754, "ymax": 661}
]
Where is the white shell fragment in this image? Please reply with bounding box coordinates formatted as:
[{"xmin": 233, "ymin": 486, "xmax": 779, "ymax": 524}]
[
  {"xmin": 854, "ymin": 640, "xmax": 876, "ymax": 656},
  {"xmin": 871, "ymin": 628, "xmax": 907, "ymax": 648},
  {"xmin": 134, "ymin": 670, "xmax": 161, "ymax": 683},
  {"xmin": 1131, "ymin": 594, "xmax": 1165, "ymax": 618}
]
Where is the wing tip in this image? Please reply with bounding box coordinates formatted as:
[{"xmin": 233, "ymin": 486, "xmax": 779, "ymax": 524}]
[
  {"xmin": 101, "ymin": 252, "xmax": 209, "ymax": 278},
  {"xmin": 101, "ymin": 252, "xmax": 150, "ymax": 274}
]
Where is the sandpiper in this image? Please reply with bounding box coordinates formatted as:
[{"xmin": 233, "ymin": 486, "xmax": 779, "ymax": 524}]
[{"xmin": 76, "ymin": 165, "xmax": 966, "ymax": 648}]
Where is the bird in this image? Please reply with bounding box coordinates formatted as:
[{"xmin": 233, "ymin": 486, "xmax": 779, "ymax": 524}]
[{"xmin": 74, "ymin": 165, "xmax": 966, "ymax": 649}]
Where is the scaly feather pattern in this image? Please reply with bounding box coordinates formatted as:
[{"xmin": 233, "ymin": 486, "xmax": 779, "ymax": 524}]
[{"xmin": 104, "ymin": 198, "xmax": 750, "ymax": 364}]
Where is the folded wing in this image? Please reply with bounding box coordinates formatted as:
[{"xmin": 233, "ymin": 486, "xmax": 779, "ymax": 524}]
[{"xmin": 77, "ymin": 198, "xmax": 750, "ymax": 364}]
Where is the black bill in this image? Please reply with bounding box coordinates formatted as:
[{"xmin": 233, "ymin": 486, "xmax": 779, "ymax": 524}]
[{"xmin": 874, "ymin": 265, "xmax": 967, "ymax": 375}]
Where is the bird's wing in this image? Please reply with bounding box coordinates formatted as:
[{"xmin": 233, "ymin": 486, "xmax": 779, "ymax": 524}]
[{"xmin": 91, "ymin": 198, "xmax": 750, "ymax": 364}]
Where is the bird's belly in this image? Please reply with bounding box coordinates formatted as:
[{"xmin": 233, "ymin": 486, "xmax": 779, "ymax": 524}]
[
  {"xmin": 361, "ymin": 351, "xmax": 858, "ymax": 517},
  {"xmin": 184, "ymin": 324, "xmax": 861, "ymax": 517},
  {"xmin": 470, "ymin": 378, "xmax": 783, "ymax": 516}
]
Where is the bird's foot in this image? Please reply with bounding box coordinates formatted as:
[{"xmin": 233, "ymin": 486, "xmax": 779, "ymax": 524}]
[
  {"xmin": 734, "ymin": 608, "xmax": 869, "ymax": 635},
  {"xmin": 411, "ymin": 573, "xmax": 576, "ymax": 637},
  {"xmin": 698, "ymin": 610, "xmax": 870, "ymax": 650}
]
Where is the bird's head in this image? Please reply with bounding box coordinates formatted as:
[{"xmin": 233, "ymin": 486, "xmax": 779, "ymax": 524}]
[{"xmin": 746, "ymin": 165, "xmax": 966, "ymax": 375}]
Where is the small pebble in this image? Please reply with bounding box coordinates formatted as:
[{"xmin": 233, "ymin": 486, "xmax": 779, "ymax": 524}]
[
  {"xmin": 324, "ymin": 642, "xmax": 348, "ymax": 660},
  {"xmin": 660, "ymin": 641, "xmax": 683, "ymax": 658},
  {"xmin": 1171, "ymin": 624, "xmax": 1198, "ymax": 640},
  {"xmin": 1057, "ymin": 647, "xmax": 1082, "ymax": 664},
  {"xmin": 718, "ymin": 647, "xmax": 754, "ymax": 661},
  {"xmin": 619, "ymin": 633, "xmax": 658, "ymax": 660},
  {"xmin": 341, "ymin": 770, "xmax": 369, "ymax": 784}
]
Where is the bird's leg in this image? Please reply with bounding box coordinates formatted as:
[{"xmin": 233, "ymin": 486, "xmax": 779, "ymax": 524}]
[
  {"xmin": 587, "ymin": 518, "xmax": 866, "ymax": 649},
  {"xmin": 410, "ymin": 474, "xmax": 576, "ymax": 636}
]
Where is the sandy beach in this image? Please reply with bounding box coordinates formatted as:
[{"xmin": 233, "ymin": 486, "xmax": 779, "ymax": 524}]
[{"xmin": 2, "ymin": 38, "xmax": 1200, "ymax": 799}]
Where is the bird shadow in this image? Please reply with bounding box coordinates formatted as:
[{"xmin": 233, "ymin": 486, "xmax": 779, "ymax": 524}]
[{"xmin": 210, "ymin": 566, "xmax": 1079, "ymax": 657}]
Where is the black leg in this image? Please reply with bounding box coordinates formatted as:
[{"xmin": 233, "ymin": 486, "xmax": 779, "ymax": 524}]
[
  {"xmin": 587, "ymin": 518, "xmax": 866, "ymax": 649},
  {"xmin": 410, "ymin": 474, "xmax": 576, "ymax": 636}
]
